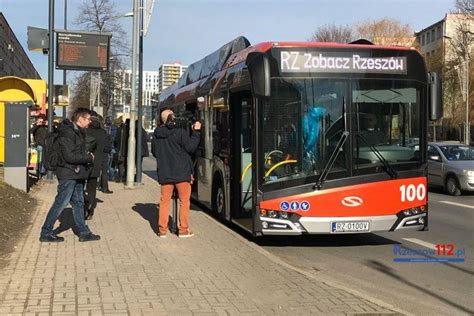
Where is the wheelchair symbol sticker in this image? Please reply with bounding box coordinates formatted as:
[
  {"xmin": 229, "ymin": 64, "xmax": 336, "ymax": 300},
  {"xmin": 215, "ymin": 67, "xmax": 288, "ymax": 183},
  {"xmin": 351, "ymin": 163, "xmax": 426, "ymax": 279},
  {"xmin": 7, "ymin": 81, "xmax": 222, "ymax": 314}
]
[
  {"xmin": 300, "ymin": 201, "xmax": 310, "ymax": 211},
  {"xmin": 280, "ymin": 201, "xmax": 290, "ymax": 211}
]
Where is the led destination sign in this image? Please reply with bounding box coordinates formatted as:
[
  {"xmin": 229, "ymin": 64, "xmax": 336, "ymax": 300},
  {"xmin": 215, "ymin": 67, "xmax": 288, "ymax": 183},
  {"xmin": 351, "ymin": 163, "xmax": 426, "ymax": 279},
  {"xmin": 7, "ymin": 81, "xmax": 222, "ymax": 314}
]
[
  {"xmin": 280, "ymin": 51, "xmax": 407, "ymax": 75},
  {"xmin": 56, "ymin": 31, "xmax": 111, "ymax": 71}
]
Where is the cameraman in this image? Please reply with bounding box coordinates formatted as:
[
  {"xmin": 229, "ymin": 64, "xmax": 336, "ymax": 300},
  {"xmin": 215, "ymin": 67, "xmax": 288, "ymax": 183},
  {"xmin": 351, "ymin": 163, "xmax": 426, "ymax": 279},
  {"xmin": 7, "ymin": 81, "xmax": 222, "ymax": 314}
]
[{"xmin": 155, "ymin": 109, "xmax": 201, "ymax": 238}]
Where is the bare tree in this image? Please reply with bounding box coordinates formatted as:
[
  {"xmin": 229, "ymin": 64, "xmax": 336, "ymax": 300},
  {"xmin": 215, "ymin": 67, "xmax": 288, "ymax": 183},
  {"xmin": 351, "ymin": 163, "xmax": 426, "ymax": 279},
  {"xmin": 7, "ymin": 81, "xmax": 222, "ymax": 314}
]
[
  {"xmin": 455, "ymin": 0, "xmax": 474, "ymax": 14},
  {"xmin": 309, "ymin": 24, "xmax": 355, "ymax": 43},
  {"xmin": 75, "ymin": 0, "xmax": 129, "ymax": 55},
  {"xmin": 441, "ymin": 3, "xmax": 474, "ymax": 136},
  {"xmin": 70, "ymin": 0, "xmax": 130, "ymax": 118},
  {"xmin": 355, "ymin": 18, "xmax": 413, "ymax": 44}
]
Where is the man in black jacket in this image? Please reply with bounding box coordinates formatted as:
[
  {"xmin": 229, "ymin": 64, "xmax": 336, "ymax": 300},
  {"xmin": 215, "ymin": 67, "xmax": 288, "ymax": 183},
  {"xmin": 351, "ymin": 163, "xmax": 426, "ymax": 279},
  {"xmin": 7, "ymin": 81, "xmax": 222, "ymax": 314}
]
[
  {"xmin": 30, "ymin": 115, "xmax": 49, "ymax": 175},
  {"xmin": 155, "ymin": 109, "xmax": 201, "ymax": 238},
  {"xmin": 114, "ymin": 119, "xmax": 149, "ymax": 182},
  {"xmin": 84, "ymin": 114, "xmax": 112, "ymax": 221},
  {"xmin": 39, "ymin": 108, "xmax": 100, "ymax": 242}
]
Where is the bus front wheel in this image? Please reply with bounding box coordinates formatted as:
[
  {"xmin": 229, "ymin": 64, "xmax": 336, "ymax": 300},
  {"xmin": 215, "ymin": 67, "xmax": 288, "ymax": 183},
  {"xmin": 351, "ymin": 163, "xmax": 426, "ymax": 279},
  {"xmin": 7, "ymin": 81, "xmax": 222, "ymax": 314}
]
[{"xmin": 212, "ymin": 178, "xmax": 226, "ymax": 221}]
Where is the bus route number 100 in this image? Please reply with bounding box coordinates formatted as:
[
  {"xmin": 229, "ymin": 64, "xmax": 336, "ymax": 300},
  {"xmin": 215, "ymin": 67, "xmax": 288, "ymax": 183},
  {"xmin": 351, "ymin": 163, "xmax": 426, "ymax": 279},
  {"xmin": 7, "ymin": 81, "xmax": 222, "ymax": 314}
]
[{"xmin": 400, "ymin": 184, "xmax": 426, "ymax": 202}]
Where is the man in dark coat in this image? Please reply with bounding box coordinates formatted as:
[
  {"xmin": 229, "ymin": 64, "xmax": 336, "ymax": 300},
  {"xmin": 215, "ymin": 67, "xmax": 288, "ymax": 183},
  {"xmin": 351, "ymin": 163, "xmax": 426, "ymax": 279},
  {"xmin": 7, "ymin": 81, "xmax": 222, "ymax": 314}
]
[
  {"xmin": 84, "ymin": 114, "xmax": 112, "ymax": 220},
  {"xmin": 114, "ymin": 119, "xmax": 149, "ymax": 182},
  {"xmin": 114, "ymin": 119, "xmax": 129, "ymax": 182},
  {"xmin": 155, "ymin": 109, "xmax": 200, "ymax": 238},
  {"xmin": 39, "ymin": 108, "xmax": 100, "ymax": 242},
  {"xmin": 31, "ymin": 115, "xmax": 48, "ymax": 146},
  {"xmin": 31, "ymin": 115, "xmax": 49, "ymax": 174}
]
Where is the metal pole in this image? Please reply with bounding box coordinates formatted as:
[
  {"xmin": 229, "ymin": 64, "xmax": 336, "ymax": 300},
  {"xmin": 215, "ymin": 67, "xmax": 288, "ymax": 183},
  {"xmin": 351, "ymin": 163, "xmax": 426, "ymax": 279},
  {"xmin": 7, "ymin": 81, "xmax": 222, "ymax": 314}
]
[
  {"xmin": 126, "ymin": 0, "xmax": 139, "ymax": 188},
  {"xmin": 47, "ymin": 0, "xmax": 55, "ymax": 180},
  {"xmin": 62, "ymin": 0, "xmax": 67, "ymax": 120},
  {"xmin": 466, "ymin": 56, "xmax": 470, "ymax": 145},
  {"xmin": 98, "ymin": 72, "xmax": 101, "ymax": 116},
  {"xmin": 111, "ymin": 60, "xmax": 116, "ymax": 119},
  {"xmin": 135, "ymin": 0, "xmax": 144, "ymax": 184}
]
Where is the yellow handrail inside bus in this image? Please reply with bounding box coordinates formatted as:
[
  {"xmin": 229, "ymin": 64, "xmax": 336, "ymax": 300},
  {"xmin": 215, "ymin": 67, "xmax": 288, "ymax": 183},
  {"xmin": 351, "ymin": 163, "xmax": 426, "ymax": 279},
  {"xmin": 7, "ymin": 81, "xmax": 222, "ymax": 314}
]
[
  {"xmin": 265, "ymin": 160, "xmax": 297, "ymax": 178},
  {"xmin": 241, "ymin": 162, "xmax": 252, "ymax": 183}
]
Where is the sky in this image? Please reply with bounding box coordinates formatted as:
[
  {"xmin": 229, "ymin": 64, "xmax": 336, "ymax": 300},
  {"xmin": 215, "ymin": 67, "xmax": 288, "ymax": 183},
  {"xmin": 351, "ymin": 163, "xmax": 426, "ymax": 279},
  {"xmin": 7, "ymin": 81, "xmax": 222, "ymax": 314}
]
[{"xmin": 0, "ymin": 0, "xmax": 456, "ymax": 82}]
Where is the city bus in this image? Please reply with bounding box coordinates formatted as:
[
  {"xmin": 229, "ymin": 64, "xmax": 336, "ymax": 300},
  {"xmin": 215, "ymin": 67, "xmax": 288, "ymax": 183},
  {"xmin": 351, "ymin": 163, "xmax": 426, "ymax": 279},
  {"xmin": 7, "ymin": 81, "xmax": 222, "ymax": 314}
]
[{"xmin": 158, "ymin": 36, "xmax": 443, "ymax": 236}]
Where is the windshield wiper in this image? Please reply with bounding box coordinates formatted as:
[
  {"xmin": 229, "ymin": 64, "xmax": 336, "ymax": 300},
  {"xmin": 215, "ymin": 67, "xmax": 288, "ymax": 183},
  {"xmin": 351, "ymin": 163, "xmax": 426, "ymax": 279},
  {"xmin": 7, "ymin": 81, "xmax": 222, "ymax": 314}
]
[
  {"xmin": 356, "ymin": 133, "xmax": 398, "ymax": 179},
  {"xmin": 314, "ymin": 131, "xmax": 349, "ymax": 190}
]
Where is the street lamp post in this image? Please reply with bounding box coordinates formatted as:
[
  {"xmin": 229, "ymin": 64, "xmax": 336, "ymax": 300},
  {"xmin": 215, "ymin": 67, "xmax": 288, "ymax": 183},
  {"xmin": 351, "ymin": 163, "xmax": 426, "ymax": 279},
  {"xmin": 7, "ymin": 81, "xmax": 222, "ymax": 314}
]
[
  {"xmin": 47, "ymin": 0, "xmax": 55, "ymax": 180},
  {"xmin": 125, "ymin": 0, "xmax": 139, "ymax": 188},
  {"xmin": 62, "ymin": 0, "xmax": 67, "ymax": 120},
  {"xmin": 464, "ymin": 54, "xmax": 470, "ymax": 145},
  {"xmin": 135, "ymin": 0, "xmax": 144, "ymax": 184}
]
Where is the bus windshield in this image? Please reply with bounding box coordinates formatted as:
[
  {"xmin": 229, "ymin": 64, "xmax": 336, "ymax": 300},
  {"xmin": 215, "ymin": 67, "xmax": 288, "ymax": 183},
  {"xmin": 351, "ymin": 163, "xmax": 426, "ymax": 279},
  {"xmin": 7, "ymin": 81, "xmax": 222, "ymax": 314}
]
[{"xmin": 261, "ymin": 78, "xmax": 423, "ymax": 185}]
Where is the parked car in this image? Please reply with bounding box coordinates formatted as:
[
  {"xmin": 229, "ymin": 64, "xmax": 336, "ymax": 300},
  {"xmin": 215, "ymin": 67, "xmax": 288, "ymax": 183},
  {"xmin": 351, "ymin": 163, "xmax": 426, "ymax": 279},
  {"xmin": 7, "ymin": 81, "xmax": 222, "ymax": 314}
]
[{"xmin": 427, "ymin": 142, "xmax": 474, "ymax": 196}]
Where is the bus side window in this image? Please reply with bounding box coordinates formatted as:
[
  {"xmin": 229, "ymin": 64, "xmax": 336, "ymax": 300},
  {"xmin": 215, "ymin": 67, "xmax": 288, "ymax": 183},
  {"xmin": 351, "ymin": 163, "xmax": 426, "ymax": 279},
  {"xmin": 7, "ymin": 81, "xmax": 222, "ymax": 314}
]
[
  {"xmin": 197, "ymin": 108, "xmax": 205, "ymax": 157},
  {"xmin": 212, "ymin": 94, "xmax": 230, "ymax": 156}
]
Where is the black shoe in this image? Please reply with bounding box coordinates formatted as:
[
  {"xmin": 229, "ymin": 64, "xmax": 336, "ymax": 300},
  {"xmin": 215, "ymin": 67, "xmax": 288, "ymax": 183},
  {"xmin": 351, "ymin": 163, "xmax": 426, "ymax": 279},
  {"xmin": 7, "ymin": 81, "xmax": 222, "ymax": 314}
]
[
  {"xmin": 39, "ymin": 234, "xmax": 65, "ymax": 242},
  {"xmin": 101, "ymin": 190, "xmax": 113, "ymax": 194},
  {"xmin": 79, "ymin": 233, "xmax": 101, "ymax": 242}
]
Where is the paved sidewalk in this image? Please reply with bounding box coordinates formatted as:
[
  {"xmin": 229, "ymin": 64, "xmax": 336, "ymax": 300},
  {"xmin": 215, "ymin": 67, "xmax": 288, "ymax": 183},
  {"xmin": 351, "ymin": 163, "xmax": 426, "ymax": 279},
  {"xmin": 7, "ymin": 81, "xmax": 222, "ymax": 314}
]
[{"xmin": 0, "ymin": 175, "xmax": 402, "ymax": 315}]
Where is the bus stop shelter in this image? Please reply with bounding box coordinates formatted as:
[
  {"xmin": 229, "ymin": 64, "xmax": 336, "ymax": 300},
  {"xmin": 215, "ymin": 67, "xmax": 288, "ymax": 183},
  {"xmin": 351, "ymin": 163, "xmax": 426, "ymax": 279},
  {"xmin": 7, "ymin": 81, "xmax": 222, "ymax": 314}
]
[{"xmin": 0, "ymin": 76, "xmax": 46, "ymax": 191}]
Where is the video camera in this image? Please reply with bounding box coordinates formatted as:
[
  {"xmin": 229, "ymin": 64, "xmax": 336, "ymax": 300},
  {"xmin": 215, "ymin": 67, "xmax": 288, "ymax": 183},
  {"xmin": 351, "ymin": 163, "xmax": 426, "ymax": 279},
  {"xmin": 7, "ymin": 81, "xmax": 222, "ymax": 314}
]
[{"xmin": 168, "ymin": 111, "xmax": 199, "ymax": 130}]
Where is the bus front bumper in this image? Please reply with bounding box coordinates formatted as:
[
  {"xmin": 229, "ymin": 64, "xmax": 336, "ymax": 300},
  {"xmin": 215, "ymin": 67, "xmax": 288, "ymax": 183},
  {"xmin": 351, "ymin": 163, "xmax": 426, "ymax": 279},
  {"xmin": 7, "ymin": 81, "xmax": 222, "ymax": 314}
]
[{"xmin": 260, "ymin": 213, "xmax": 426, "ymax": 235}]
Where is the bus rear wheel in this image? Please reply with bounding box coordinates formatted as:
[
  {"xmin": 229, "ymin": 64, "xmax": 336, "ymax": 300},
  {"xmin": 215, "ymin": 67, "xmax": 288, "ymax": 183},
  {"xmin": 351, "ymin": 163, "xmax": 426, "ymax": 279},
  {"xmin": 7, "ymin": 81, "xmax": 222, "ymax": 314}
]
[{"xmin": 212, "ymin": 180, "xmax": 226, "ymax": 221}]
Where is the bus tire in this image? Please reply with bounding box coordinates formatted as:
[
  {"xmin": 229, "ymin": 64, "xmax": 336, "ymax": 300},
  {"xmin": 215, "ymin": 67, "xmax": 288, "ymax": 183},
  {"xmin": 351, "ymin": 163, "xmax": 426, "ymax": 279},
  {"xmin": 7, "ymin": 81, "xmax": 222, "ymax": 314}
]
[{"xmin": 212, "ymin": 176, "xmax": 226, "ymax": 221}]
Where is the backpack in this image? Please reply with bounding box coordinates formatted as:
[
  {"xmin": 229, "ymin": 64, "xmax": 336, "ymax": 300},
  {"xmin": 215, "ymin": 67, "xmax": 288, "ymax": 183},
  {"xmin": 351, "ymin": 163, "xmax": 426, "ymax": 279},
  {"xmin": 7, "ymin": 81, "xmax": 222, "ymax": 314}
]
[{"xmin": 43, "ymin": 131, "xmax": 64, "ymax": 171}]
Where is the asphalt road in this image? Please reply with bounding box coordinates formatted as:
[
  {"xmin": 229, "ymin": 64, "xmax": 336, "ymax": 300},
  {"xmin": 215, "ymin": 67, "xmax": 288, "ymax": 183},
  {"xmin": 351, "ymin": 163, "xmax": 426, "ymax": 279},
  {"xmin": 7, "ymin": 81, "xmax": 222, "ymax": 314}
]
[{"xmin": 142, "ymin": 155, "xmax": 473, "ymax": 315}]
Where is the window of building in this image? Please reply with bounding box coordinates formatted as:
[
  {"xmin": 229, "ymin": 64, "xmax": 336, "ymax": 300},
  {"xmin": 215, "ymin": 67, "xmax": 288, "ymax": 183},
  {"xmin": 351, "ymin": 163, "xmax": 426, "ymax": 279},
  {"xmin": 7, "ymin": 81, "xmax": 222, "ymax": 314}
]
[
  {"xmin": 431, "ymin": 29, "xmax": 435, "ymax": 42},
  {"xmin": 421, "ymin": 34, "xmax": 425, "ymax": 46},
  {"xmin": 437, "ymin": 26, "xmax": 442, "ymax": 39},
  {"xmin": 427, "ymin": 32, "xmax": 431, "ymax": 43}
]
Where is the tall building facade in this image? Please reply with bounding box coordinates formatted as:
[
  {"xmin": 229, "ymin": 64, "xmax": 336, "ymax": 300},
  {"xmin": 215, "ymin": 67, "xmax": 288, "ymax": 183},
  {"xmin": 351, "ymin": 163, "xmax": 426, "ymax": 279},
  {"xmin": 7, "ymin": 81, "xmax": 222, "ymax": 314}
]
[
  {"xmin": 158, "ymin": 62, "xmax": 188, "ymax": 94},
  {"xmin": 113, "ymin": 63, "xmax": 188, "ymax": 129},
  {"xmin": 0, "ymin": 12, "xmax": 40, "ymax": 79},
  {"xmin": 415, "ymin": 13, "xmax": 473, "ymax": 142},
  {"xmin": 415, "ymin": 13, "xmax": 473, "ymax": 64},
  {"xmin": 114, "ymin": 70, "xmax": 160, "ymax": 130}
]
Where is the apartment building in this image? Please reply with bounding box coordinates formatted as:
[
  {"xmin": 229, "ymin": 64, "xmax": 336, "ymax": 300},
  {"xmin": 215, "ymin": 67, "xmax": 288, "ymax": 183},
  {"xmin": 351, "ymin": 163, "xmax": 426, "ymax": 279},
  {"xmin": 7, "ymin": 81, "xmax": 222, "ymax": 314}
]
[
  {"xmin": 0, "ymin": 12, "xmax": 40, "ymax": 79},
  {"xmin": 158, "ymin": 62, "xmax": 188, "ymax": 94},
  {"xmin": 415, "ymin": 13, "xmax": 473, "ymax": 63}
]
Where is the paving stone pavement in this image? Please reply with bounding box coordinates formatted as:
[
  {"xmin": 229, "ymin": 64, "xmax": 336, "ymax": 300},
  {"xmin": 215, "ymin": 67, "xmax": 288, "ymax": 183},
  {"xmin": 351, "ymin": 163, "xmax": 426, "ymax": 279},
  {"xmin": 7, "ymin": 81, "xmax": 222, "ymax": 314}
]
[{"xmin": 0, "ymin": 175, "xmax": 404, "ymax": 315}]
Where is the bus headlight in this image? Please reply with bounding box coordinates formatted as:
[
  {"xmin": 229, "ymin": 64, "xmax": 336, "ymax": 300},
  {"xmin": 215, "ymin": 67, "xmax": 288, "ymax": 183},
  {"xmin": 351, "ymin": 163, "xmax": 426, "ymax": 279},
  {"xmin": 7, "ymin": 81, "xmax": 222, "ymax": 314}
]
[{"xmin": 268, "ymin": 210, "xmax": 278, "ymax": 218}]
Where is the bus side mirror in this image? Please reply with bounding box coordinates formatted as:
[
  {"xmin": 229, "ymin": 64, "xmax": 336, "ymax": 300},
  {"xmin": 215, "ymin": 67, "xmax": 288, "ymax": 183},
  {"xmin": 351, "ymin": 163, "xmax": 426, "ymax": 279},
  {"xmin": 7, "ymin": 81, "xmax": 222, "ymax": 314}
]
[
  {"xmin": 429, "ymin": 72, "xmax": 443, "ymax": 121},
  {"xmin": 246, "ymin": 52, "xmax": 271, "ymax": 98}
]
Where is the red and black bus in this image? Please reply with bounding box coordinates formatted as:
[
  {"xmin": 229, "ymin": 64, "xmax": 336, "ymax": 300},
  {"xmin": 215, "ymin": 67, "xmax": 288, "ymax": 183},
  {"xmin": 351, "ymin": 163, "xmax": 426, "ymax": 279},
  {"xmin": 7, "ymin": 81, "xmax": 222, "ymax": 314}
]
[{"xmin": 158, "ymin": 36, "xmax": 443, "ymax": 236}]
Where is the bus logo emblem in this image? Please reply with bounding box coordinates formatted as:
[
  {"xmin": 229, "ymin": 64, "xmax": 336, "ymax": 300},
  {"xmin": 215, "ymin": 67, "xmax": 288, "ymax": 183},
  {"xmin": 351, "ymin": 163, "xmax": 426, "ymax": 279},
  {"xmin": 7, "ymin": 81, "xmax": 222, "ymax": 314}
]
[{"xmin": 341, "ymin": 196, "xmax": 363, "ymax": 207}]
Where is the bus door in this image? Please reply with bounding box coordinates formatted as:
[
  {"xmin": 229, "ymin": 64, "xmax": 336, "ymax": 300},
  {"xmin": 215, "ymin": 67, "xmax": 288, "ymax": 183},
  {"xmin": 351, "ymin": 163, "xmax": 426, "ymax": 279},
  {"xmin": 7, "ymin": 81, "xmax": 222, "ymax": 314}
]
[
  {"xmin": 229, "ymin": 91, "xmax": 253, "ymax": 230},
  {"xmin": 195, "ymin": 97, "xmax": 213, "ymax": 208}
]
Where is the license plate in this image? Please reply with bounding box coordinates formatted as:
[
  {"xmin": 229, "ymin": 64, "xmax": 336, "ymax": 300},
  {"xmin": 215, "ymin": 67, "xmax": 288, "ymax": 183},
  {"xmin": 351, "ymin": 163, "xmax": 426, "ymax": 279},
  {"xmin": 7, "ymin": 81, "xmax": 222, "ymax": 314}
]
[{"xmin": 331, "ymin": 221, "xmax": 370, "ymax": 233}]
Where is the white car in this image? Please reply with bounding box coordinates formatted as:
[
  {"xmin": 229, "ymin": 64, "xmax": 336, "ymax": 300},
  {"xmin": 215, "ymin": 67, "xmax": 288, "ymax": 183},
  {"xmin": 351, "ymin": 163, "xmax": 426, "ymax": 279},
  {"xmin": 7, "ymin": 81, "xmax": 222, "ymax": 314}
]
[{"xmin": 427, "ymin": 143, "xmax": 474, "ymax": 195}]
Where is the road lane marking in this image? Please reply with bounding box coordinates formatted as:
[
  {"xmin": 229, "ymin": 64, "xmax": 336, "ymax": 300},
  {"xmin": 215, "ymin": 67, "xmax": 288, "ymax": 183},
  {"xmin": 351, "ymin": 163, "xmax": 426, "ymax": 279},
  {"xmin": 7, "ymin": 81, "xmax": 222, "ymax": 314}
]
[
  {"xmin": 402, "ymin": 238, "xmax": 437, "ymax": 250},
  {"xmin": 438, "ymin": 201, "xmax": 474, "ymax": 209}
]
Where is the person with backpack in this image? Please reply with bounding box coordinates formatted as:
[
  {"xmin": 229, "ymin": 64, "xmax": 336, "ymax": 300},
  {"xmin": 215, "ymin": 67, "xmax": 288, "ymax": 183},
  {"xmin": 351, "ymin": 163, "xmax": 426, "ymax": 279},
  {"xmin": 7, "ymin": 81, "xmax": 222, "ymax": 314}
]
[{"xmin": 39, "ymin": 108, "xmax": 101, "ymax": 243}]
